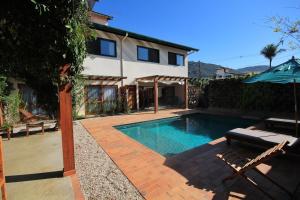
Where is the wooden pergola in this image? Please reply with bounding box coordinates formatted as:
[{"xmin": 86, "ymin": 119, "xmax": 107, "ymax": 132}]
[{"xmin": 136, "ymin": 75, "xmax": 189, "ymax": 113}]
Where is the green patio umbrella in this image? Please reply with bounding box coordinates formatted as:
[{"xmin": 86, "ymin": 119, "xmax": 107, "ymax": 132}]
[{"xmin": 244, "ymin": 56, "xmax": 300, "ymax": 136}]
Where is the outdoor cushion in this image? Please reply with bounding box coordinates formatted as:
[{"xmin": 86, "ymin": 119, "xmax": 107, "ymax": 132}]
[
  {"xmin": 225, "ymin": 128, "xmax": 298, "ymax": 147},
  {"xmin": 265, "ymin": 117, "xmax": 300, "ymax": 124}
]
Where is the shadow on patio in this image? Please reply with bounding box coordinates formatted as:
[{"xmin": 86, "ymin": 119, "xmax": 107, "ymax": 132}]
[
  {"xmin": 164, "ymin": 139, "xmax": 300, "ymax": 200},
  {"xmin": 3, "ymin": 131, "xmax": 75, "ymax": 200}
]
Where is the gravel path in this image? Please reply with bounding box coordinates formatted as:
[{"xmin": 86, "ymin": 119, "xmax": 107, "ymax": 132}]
[{"xmin": 73, "ymin": 121, "xmax": 144, "ymax": 200}]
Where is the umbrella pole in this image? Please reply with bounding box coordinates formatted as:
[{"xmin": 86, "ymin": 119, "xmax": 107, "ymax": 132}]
[{"xmin": 294, "ymin": 79, "xmax": 298, "ymax": 137}]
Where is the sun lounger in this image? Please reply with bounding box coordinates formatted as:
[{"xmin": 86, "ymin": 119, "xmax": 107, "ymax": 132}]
[
  {"xmin": 225, "ymin": 128, "xmax": 299, "ymax": 149},
  {"xmin": 217, "ymin": 141, "xmax": 293, "ymax": 199},
  {"xmin": 265, "ymin": 117, "xmax": 299, "ymax": 130},
  {"xmin": 19, "ymin": 109, "xmax": 49, "ymax": 123}
]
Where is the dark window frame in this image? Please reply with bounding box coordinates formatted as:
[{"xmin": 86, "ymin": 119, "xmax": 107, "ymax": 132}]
[
  {"xmin": 137, "ymin": 46, "xmax": 160, "ymax": 63},
  {"xmin": 168, "ymin": 52, "xmax": 185, "ymax": 66},
  {"xmin": 99, "ymin": 38, "xmax": 117, "ymax": 57}
]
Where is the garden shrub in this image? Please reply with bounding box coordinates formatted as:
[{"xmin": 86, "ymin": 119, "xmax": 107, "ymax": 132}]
[{"xmin": 203, "ymin": 78, "xmax": 298, "ymax": 113}]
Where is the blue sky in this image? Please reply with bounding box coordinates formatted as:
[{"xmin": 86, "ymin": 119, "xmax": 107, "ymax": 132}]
[{"xmin": 93, "ymin": 0, "xmax": 299, "ymax": 69}]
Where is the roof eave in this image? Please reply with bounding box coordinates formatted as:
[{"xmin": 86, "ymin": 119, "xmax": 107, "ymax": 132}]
[{"xmin": 91, "ymin": 23, "xmax": 199, "ymax": 52}]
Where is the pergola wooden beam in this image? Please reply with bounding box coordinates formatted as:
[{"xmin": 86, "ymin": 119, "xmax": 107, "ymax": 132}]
[
  {"xmin": 83, "ymin": 75, "xmax": 127, "ymax": 82},
  {"xmin": 136, "ymin": 75, "xmax": 189, "ymax": 82}
]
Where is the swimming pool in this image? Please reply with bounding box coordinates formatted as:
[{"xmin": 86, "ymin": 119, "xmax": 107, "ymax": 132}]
[{"xmin": 115, "ymin": 113, "xmax": 257, "ymax": 157}]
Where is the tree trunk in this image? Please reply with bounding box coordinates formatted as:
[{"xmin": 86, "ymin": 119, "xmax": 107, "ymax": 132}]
[{"xmin": 269, "ymin": 59, "xmax": 272, "ymax": 69}]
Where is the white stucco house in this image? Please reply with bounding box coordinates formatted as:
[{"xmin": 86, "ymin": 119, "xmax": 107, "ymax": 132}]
[
  {"xmin": 78, "ymin": 11, "xmax": 198, "ymax": 116},
  {"xmin": 215, "ymin": 67, "xmax": 245, "ymax": 80}
]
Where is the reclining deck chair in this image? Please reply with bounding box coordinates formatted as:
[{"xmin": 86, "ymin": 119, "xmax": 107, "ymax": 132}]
[
  {"xmin": 19, "ymin": 108, "xmax": 48, "ymax": 123},
  {"xmin": 217, "ymin": 141, "xmax": 293, "ymax": 199}
]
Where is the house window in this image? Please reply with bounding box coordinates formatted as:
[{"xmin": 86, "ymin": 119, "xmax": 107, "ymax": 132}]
[
  {"xmin": 168, "ymin": 52, "xmax": 185, "ymax": 66},
  {"xmin": 100, "ymin": 38, "xmax": 117, "ymax": 57},
  {"xmin": 137, "ymin": 46, "xmax": 159, "ymax": 63}
]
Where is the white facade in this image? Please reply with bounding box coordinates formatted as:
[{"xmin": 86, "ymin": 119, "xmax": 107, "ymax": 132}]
[
  {"xmin": 78, "ymin": 12, "xmax": 197, "ymax": 116},
  {"xmin": 82, "ymin": 30, "xmax": 189, "ymax": 85}
]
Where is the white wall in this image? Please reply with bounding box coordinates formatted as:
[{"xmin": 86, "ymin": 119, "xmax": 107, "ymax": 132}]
[
  {"xmin": 83, "ymin": 55, "xmax": 121, "ymax": 77},
  {"xmin": 82, "ymin": 30, "xmax": 189, "ymax": 85}
]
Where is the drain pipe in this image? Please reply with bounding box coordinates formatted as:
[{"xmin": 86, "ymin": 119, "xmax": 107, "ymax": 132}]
[
  {"xmin": 120, "ymin": 33, "xmax": 129, "ymax": 87},
  {"xmin": 187, "ymin": 50, "xmax": 197, "ymax": 56}
]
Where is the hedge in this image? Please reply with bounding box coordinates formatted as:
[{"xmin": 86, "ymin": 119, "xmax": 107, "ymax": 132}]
[{"xmin": 204, "ymin": 78, "xmax": 299, "ymax": 113}]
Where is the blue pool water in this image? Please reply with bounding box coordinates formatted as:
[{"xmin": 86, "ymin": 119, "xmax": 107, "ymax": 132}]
[{"xmin": 115, "ymin": 113, "xmax": 257, "ymax": 157}]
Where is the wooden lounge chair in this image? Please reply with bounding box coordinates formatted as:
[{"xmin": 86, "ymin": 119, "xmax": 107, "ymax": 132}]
[
  {"xmin": 0, "ymin": 137, "xmax": 7, "ymax": 200},
  {"xmin": 19, "ymin": 108, "xmax": 48, "ymax": 123},
  {"xmin": 217, "ymin": 141, "xmax": 292, "ymax": 199},
  {"xmin": 265, "ymin": 117, "xmax": 300, "ymax": 130},
  {"xmin": 225, "ymin": 128, "xmax": 299, "ymax": 150}
]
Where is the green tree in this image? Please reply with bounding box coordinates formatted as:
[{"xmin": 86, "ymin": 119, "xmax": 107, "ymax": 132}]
[
  {"xmin": 260, "ymin": 44, "xmax": 285, "ymax": 68},
  {"xmin": 0, "ymin": 0, "xmax": 94, "ymax": 115},
  {"xmin": 3, "ymin": 91, "xmax": 22, "ymax": 128},
  {"xmin": 71, "ymin": 75, "xmax": 86, "ymax": 118}
]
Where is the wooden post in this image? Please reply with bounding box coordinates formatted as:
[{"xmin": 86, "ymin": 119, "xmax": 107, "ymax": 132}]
[
  {"xmin": 136, "ymin": 82, "xmax": 140, "ymax": 111},
  {"xmin": 294, "ymin": 79, "xmax": 298, "ymax": 137},
  {"xmin": 0, "ymin": 136, "xmax": 7, "ymax": 200},
  {"xmin": 184, "ymin": 79, "xmax": 188, "ymax": 109},
  {"xmin": 154, "ymin": 78, "xmax": 158, "ymax": 113},
  {"xmin": 0, "ymin": 102, "xmax": 3, "ymax": 127},
  {"xmin": 59, "ymin": 64, "xmax": 76, "ymax": 176}
]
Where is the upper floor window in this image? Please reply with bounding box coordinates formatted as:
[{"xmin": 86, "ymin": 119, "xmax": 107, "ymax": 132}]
[
  {"xmin": 137, "ymin": 46, "xmax": 159, "ymax": 63},
  {"xmin": 168, "ymin": 52, "xmax": 184, "ymax": 66},
  {"xmin": 100, "ymin": 38, "xmax": 117, "ymax": 57},
  {"xmin": 86, "ymin": 38, "xmax": 117, "ymax": 57}
]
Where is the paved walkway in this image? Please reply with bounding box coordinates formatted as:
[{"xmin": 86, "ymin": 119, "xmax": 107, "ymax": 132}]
[
  {"xmin": 3, "ymin": 131, "xmax": 75, "ymax": 200},
  {"xmin": 81, "ymin": 109, "xmax": 300, "ymax": 200}
]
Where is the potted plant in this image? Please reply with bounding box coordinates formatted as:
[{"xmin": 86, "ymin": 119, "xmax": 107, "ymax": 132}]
[
  {"xmin": 1, "ymin": 122, "xmax": 12, "ymax": 140},
  {"xmin": 3, "ymin": 91, "xmax": 22, "ymax": 139},
  {"xmin": 110, "ymin": 100, "xmax": 117, "ymax": 114}
]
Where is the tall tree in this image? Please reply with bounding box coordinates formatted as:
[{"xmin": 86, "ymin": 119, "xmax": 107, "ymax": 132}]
[
  {"xmin": 271, "ymin": 16, "xmax": 300, "ymax": 49},
  {"xmin": 260, "ymin": 44, "xmax": 285, "ymax": 68},
  {"xmin": 0, "ymin": 0, "xmax": 93, "ymax": 115}
]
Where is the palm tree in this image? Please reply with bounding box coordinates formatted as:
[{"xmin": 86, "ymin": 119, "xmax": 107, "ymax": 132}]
[{"xmin": 260, "ymin": 44, "xmax": 285, "ymax": 68}]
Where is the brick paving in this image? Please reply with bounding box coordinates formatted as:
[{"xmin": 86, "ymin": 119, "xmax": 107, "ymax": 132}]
[{"xmin": 81, "ymin": 109, "xmax": 300, "ymax": 200}]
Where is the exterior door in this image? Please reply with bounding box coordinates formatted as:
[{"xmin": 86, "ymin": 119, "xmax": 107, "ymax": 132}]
[
  {"xmin": 85, "ymin": 85, "xmax": 101, "ymax": 115},
  {"xmin": 85, "ymin": 85, "xmax": 118, "ymax": 115}
]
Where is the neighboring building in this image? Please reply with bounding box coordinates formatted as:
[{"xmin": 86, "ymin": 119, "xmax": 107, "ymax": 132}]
[
  {"xmin": 77, "ymin": 11, "xmax": 198, "ymax": 116},
  {"xmin": 215, "ymin": 67, "xmax": 245, "ymax": 80}
]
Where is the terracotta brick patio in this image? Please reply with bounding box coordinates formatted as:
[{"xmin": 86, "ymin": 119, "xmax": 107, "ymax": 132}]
[{"xmin": 81, "ymin": 109, "xmax": 300, "ymax": 200}]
